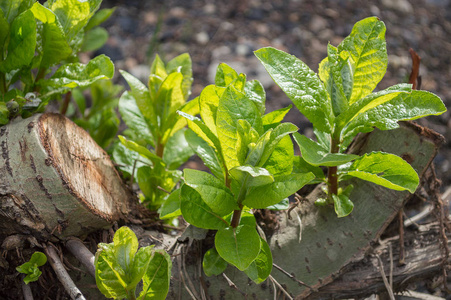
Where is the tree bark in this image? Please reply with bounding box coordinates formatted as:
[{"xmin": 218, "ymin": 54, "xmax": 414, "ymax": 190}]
[
  {"xmin": 0, "ymin": 113, "xmax": 132, "ymax": 241},
  {"xmin": 169, "ymin": 122, "xmax": 444, "ymax": 299}
]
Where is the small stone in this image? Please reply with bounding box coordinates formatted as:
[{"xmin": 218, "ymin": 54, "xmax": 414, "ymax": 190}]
[
  {"xmin": 309, "ymin": 16, "xmax": 328, "ymax": 33},
  {"xmin": 203, "ymin": 3, "xmax": 216, "ymax": 14},
  {"xmin": 195, "ymin": 31, "xmax": 209, "ymax": 45},
  {"xmin": 381, "ymin": 0, "xmax": 413, "ymax": 14},
  {"xmin": 236, "ymin": 43, "xmax": 251, "ymax": 57}
]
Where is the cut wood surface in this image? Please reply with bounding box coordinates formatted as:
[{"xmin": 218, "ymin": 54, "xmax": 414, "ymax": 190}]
[
  {"xmin": 170, "ymin": 122, "xmax": 444, "ymax": 299},
  {"xmin": 0, "ymin": 113, "xmax": 131, "ymax": 240}
]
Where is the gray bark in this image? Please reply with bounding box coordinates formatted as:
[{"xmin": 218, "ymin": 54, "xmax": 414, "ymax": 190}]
[{"xmin": 0, "ymin": 113, "xmax": 131, "ymax": 241}]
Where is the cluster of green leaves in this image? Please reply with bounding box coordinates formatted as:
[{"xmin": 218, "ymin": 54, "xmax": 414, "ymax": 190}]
[
  {"xmin": 95, "ymin": 226, "xmax": 171, "ymax": 300},
  {"xmin": 16, "ymin": 251, "xmax": 47, "ymax": 284},
  {"xmin": 0, "ymin": 0, "xmax": 115, "ymax": 125},
  {"xmin": 169, "ymin": 63, "xmax": 314, "ymax": 283},
  {"xmin": 255, "ymin": 17, "xmax": 446, "ymax": 217},
  {"xmin": 72, "ymin": 80, "xmax": 123, "ymax": 149},
  {"xmin": 113, "ymin": 54, "xmax": 198, "ymax": 210}
]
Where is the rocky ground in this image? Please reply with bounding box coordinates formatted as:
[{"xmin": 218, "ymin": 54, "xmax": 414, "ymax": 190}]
[{"xmin": 98, "ymin": 0, "xmax": 451, "ymax": 188}]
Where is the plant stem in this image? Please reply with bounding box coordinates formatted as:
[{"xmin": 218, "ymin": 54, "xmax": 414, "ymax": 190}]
[
  {"xmin": 60, "ymin": 92, "xmax": 72, "ymax": 115},
  {"xmin": 34, "ymin": 68, "xmax": 46, "ymax": 93},
  {"xmin": 327, "ymin": 136, "xmax": 340, "ymax": 202},
  {"xmin": 155, "ymin": 140, "xmax": 164, "ymax": 158},
  {"xmin": 0, "ymin": 72, "xmax": 6, "ymax": 95},
  {"xmin": 230, "ymin": 205, "xmax": 243, "ymax": 228}
]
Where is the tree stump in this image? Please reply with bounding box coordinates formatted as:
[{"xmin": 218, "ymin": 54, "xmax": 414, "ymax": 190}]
[{"xmin": 0, "ymin": 113, "xmax": 131, "ymax": 242}]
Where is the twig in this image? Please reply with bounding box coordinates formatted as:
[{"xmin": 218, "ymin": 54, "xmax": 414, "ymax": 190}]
[
  {"xmin": 222, "ymin": 273, "xmax": 247, "ymax": 297},
  {"xmin": 408, "ymin": 48, "xmax": 421, "ymax": 90},
  {"xmin": 65, "ymin": 238, "xmax": 95, "ymax": 277},
  {"xmin": 398, "ymin": 209, "xmax": 406, "ymax": 265},
  {"xmin": 272, "ymin": 263, "xmax": 315, "ymax": 290},
  {"xmin": 22, "ymin": 279, "xmax": 34, "ymax": 300},
  {"xmin": 176, "ymin": 244, "xmax": 197, "ymax": 300},
  {"xmin": 404, "ymin": 204, "xmax": 434, "ymax": 227},
  {"xmin": 45, "ymin": 244, "xmax": 86, "ymax": 300},
  {"xmin": 60, "ymin": 91, "xmax": 72, "ymax": 116},
  {"xmin": 268, "ymin": 275, "xmax": 293, "ymax": 300},
  {"xmin": 389, "ymin": 243, "xmax": 393, "ymax": 289},
  {"xmin": 375, "ymin": 254, "xmax": 395, "ymax": 300},
  {"xmin": 296, "ymin": 213, "xmax": 303, "ymax": 243}
]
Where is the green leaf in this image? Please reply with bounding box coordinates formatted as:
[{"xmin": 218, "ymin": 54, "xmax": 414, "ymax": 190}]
[
  {"xmin": 0, "ymin": 10, "xmax": 36, "ymax": 73},
  {"xmin": 120, "ymin": 70, "xmax": 157, "ymax": 134},
  {"xmin": 48, "ymin": 0, "xmax": 101, "ymax": 42},
  {"xmin": 0, "ymin": 0, "xmax": 33, "ymax": 24},
  {"xmin": 318, "ymin": 44, "xmax": 349, "ymax": 116},
  {"xmin": 139, "ymin": 250, "xmax": 171, "ymax": 300},
  {"xmin": 163, "ymin": 97, "xmax": 199, "ymax": 141},
  {"xmin": 178, "ymin": 111, "xmax": 222, "ymax": 153},
  {"xmin": 0, "ymin": 102, "xmax": 9, "ymax": 125},
  {"xmin": 112, "ymin": 142, "xmax": 152, "ymax": 177},
  {"xmin": 292, "ymin": 155, "xmax": 325, "ymax": 181},
  {"xmin": 262, "ymin": 135, "xmax": 294, "ymax": 176},
  {"xmin": 236, "ymin": 119, "xmax": 259, "ymax": 165},
  {"xmin": 183, "ymin": 169, "xmax": 237, "ymax": 216},
  {"xmin": 215, "ymin": 63, "xmax": 239, "ymax": 87},
  {"xmin": 81, "ymin": 26, "xmax": 108, "ymax": 52},
  {"xmin": 293, "ymin": 132, "xmax": 358, "ymax": 167},
  {"xmin": 338, "ymin": 17, "xmax": 387, "ymax": 104},
  {"xmin": 31, "ymin": 2, "xmax": 72, "ymax": 68},
  {"xmin": 215, "ymin": 225, "xmax": 261, "ymax": 271},
  {"xmin": 341, "ymin": 90, "xmax": 447, "ymax": 147},
  {"xmin": 95, "ymin": 242, "xmax": 129, "ymax": 299},
  {"xmin": 342, "ymin": 151, "xmax": 419, "ymax": 192},
  {"xmin": 217, "ymin": 85, "xmax": 263, "ymax": 170},
  {"xmin": 118, "ymin": 91, "xmax": 154, "ymax": 146},
  {"xmin": 149, "ymin": 54, "xmax": 167, "ymax": 81},
  {"xmin": 39, "ymin": 54, "xmax": 114, "ymax": 90},
  {"xmin": 185, "ymin": 128, "xmax": 224, "ymax": 179},
  {"xmin": 266, "ymin": 197, "xmax": 290, "ymax": 210},
  {"xmin": 229, "ymin": 165, "xmax": 274, "ymax": 187},
  {"xmin": 84, "ymin": 7, "xmax": 116, "ymax": 31},
  {"xmin": 332, "ymin": 192, "xmax": 354, "ymax": 218},
  {"xmin": 158, "ymin": 188, "xmax": 181, "ymax": 220},
  {"xmin": 258, "ymin": 122, "xmax": 298, "ymax": 167},
  {"xmin": 16, "ymin": 251, "xmax": 47, "ymax": 284},
  {"xmin": 118, "ymin": 135, "xmax": 161, "ymax": 165},
  {"xmin": 180, "ymin": 184, "xmax": 229, "ymax": 230},
  {"xmin": 129, "ymin": 245, "xmax": 154, "ymax": 290},
  {"xmin": 336, "ymin": 84, "xmax": 412, "ymax": 132},
  {"xmin": 199, "ymin": 85, "xmax": 220, "ymax": 135},
  {"xmin": 0, "ymin": 11, "xmax": 9, "ymax": 55},
  {"xmin": 137, "ymin": 166, "xmax": 181, "ymax": 209},
  {"xmin": 244, "ymin": 80, "xmax": 266, "ymax": 115},
  {"xmin": 244, "ymin": 238, "xmax": 272, "ymax": 284},
  {"xmin": 166, "ymin": 53, "xmax": 193, "ymax": 101},
  {"xmin": 113, "ymin": 226, "xmax": 138, "ymax": 275},
  {"xmin": 156, "ymin": 72, "xmax": 184, "ymax": 132},
  {"xmin": 243, "ymin": 173, "xmax": 315, "ymax": 208},
  {"xmin": 203, "ymin": 247, "xmax": 228, "ymax": 277},
  {"xmin": 255, "ymin": 47, "xmax": 333, "ymax": 133},
  {"xmin": 262, "ymin": 105, "xmax": 291, "ymax": 127},
  {"xmin": 163, "ymin": 128, "xmax": 194, "ymax": 170}
]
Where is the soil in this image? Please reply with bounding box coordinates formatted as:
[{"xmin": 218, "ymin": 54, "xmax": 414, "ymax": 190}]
[{"xmin": 98, "ymin": 0, "xmax": 451, "ymax": 187}]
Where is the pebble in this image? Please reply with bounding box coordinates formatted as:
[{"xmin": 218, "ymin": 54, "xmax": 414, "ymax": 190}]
[
  {"xmin": 381, "ymin": 0, "xmax": 413, "ymax": 14},
  {"xmin": 309, "ymin": 15, "xmax": 328, "ymax": 33},
  {"xmin": 195, "ymin": 31, "xmax": 209, "ymax": 45}
]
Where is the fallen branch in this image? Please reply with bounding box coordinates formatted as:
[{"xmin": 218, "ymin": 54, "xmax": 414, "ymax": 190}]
[
  {"xmin": 65, "ymin": 238, "xmax": 95, "ymax": 277},
  {"xmin": 45, "ymin": 244, "xmax": 85, "ymax": 300}
]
